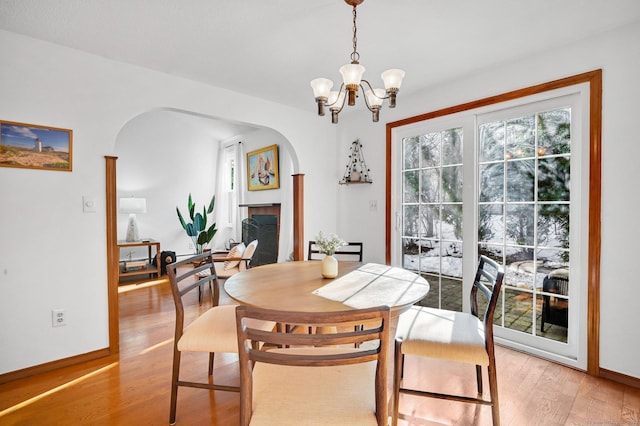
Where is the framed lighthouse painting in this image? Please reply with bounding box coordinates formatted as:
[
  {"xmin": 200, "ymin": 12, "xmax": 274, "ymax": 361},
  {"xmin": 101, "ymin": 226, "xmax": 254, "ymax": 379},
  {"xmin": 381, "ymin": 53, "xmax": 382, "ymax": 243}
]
[{"xmin": 0, "ymin": 120, "xmax": 72, "ymax": 172}]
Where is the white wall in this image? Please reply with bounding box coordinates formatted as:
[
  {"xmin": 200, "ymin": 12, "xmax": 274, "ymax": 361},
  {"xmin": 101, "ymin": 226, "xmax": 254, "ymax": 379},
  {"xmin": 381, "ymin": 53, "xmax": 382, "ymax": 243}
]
[
  {"xmin": 116, "ymin": 109, "xmax": 220, "ymax": 259},
  {"xmin": 0, "ymin": 29, "xmax": 338, "ymax": 374},
  {"xmin": 338, "ymin": 22, "xmax": 640, "ymax": 378}
]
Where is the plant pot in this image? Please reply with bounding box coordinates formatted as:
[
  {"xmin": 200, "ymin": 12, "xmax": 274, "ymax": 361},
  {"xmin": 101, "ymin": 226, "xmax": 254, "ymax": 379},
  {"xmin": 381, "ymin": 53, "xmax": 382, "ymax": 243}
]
[{"xmin": 321, "ymin": 255, "xmax": 338, "ymax": 278}]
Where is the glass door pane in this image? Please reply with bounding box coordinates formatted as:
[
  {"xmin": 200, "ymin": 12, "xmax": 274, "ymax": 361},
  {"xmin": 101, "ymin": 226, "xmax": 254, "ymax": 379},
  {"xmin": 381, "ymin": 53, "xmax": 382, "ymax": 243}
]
[
  {"xmin": 478, "ymin": 106, "xmax": 571, "ymax": 344},
  {"xmin": 401, "ymin": 128, "xmax": 463, "ymax": 311}
]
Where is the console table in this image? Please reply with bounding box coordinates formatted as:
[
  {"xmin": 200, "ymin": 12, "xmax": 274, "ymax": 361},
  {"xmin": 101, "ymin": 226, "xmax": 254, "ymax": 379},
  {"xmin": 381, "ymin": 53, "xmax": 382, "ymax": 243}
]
[{"xmin": 117, "ymin": 239, "xmax": 161, "ymax": 282}]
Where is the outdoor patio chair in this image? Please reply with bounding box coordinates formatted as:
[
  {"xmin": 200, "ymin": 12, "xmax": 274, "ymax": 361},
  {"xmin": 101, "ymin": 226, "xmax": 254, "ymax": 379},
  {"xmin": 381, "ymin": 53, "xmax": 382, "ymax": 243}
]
[{"xmin": 540, "ymin": 268, "xmax": 569, "ymax": 332}]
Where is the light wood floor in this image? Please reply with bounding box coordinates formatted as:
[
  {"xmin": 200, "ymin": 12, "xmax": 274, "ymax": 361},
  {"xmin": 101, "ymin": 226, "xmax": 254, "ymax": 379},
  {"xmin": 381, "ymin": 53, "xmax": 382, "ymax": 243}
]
[{"xmin": 1, "ymin": 277, "xmax": 638, "ymax": 425}]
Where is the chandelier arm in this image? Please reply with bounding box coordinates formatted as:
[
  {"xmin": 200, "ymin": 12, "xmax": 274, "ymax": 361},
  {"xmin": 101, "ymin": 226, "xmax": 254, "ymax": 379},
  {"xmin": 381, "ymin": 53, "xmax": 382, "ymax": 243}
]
[
  {"xmin": 336, "ymin": 89, "xmax": 348, "ymax": 114},
  {"xmin": 329, "ymin": 87, "xmax": 348, "ymax": 124},
  {"xmin": 359, "ymin": 82, "xmax": 375, "ymax": 113},
  {"xmin": 326, "ymin": 83, "xmax": 346, "ymax": 109},
  {"xmin": 360, "ymin": 79, "xmax": 390, "ymax": 101}
]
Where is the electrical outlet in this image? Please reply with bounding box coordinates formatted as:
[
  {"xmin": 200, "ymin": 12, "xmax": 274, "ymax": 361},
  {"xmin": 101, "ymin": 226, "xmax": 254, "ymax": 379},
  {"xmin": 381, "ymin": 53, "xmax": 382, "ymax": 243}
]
[
  {"xmin": 188, "ymin": 243, "xmax": 194, "ymax": 250},
  {"xmin": 52, "ymin": 309, "xmax": 66, "ymax": 327},
  {"xmin": 369, "ymin": 199, "xmax": 378, "ymax": 211}
]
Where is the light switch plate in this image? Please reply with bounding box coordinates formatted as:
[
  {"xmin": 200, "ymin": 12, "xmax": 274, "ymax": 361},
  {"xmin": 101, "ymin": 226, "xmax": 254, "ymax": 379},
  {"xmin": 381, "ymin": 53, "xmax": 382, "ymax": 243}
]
[{"xmin": 83, "ymin": 196, "xmax": 97, "ymax": 213}]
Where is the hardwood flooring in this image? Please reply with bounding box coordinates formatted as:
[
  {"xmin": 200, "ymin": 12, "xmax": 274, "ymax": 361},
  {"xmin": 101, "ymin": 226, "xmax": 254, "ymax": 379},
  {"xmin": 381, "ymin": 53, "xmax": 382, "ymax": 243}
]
[{"xmin": 1, "ymin": 277, "xmax": 638, "ymax": 425}]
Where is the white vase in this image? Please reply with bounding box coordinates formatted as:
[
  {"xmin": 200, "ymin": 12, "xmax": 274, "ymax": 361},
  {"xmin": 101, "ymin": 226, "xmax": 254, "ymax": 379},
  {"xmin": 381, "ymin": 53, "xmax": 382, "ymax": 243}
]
[{"xmin": 321, "ymin": 255, "xmax": 338, "ymax": 278}]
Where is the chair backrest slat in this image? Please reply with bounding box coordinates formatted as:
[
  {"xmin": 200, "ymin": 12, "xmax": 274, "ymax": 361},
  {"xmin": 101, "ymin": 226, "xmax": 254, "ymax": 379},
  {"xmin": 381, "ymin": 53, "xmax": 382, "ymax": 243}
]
[
  {"xmin": 248, "ymin": 348, "xmax": 382, "ymax": 367},
  {"xmin": 307, "ymin": 241, "xmax": 364, "ymax": 261},
  {"xmin": 245, "ymin": 324, "xmax": 384, "ymax": 349},
  {"xmin": 546, "ymin": 276, "xmax": 569, "ymax": 296}
]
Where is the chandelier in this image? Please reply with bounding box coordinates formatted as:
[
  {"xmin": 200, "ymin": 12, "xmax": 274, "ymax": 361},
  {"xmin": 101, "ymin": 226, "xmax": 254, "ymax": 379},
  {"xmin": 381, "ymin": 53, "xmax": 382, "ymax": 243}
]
[{"xmin": 310, "ymin": 0, "xmax": 405, "ymax": 124}]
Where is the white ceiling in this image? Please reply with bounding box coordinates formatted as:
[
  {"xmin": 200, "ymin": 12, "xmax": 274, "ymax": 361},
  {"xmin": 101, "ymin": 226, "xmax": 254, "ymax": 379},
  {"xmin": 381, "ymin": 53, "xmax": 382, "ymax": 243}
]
[{"xmin": 1, "ymin": 0, "xmax": 640, "ymax": 114}]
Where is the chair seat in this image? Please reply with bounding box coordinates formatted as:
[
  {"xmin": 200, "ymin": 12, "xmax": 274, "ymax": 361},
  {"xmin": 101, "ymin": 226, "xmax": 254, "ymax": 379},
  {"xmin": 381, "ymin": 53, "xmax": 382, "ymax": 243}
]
[
  {"xmin": 249, "ymin": 347, "xmax": 379, "ymax": 426},
  {"xmin": 195, "ymin": 264, "xmax": 240, "ymax": 280},
  {"xmin": 549, "ymin": 299, "xmax": 568, "ymax": 309},
  {"xmin": 215, "ymin": 262, "xmax": 240, "ymax": 279},
  {"xmin": 178, "ymin": 305, "xmax": 274, "ymax": 353},
  {"xmin": 396, "ymin": 305, "xmax": 489, "ymax": 366}
]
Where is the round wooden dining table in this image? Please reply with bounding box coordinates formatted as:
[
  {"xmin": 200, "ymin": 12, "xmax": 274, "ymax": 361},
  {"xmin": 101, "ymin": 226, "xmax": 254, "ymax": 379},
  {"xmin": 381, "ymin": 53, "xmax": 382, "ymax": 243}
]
[{"xmin": 224, "ymin": 261, "xmax": 429, "ymax": 316}]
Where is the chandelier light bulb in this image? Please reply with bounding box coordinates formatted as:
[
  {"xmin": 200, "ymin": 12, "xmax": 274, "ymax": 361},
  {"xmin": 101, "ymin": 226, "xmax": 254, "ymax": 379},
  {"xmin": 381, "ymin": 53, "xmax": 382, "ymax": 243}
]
[
  {"xmin": 366, "ymin": 88, "xmax": 385, "ymax": 122},
  {"xmin": 310, "ymin": 78, "xmax": 334, "ymax": 116},
  {"xmin": 310, "ymin": 78, "xmax": 333, "ymax": 99},
  {"xmin": 381, "ymin": 69, "xmax": 406, "ymax": 90},
  {"xmin": 339, "ymin": 63, "xmax": 366, "ymax": 86},
  {"xmin": 365, "ymin": 88, "xmax": 385, "ymax": 108}
]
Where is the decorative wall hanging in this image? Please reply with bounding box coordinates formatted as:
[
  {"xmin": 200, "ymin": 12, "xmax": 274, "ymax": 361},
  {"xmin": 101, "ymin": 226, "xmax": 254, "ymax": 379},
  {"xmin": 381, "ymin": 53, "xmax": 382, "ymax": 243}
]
[
  {"xmin": 339, "ymin": 138, "xmax": 372, "ymax": 184},
  {"xmin": 0, "ymin": 120, "xmax": 72, "ymax": 172},
  {"xmin": 247, "ymin": 144, "xmax": 280, "ymax": 190}
]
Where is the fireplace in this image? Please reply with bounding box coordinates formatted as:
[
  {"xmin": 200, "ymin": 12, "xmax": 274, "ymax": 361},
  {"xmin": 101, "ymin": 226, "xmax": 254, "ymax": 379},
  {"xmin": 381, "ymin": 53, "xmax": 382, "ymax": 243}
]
[{"xmin": 240, "ymin": 203, "xmax": 280, "ymax": 266}]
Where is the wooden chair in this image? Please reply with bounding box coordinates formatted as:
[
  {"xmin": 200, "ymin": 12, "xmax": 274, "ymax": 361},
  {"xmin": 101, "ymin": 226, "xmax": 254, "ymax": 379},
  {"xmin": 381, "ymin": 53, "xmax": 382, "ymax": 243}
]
[
  {"xmin": 392, "ymin": 255, "xmax": 505, "ymax": 426},
  {"xmin": 235, "ymin": 305, "xmax": 390, "ymax": 426},
  {"xmin": 166, "ymin": 252, "xmax": 274, "ymax": 425},
  {"xmin": 307, "ymin": 240, "xmax": 364, "ymax": 261},
  {"xmin": 194, "ymin": 240, "xmax": 259, "ymax": 289},
  {"xmin": 216, "ymin": 239, "xmax": 259, "ymax": 280},
  {"xmin": 540, "ymin": 268, "xmax": 569, "ymax": 332},
  {"xmin": 307, "ymin": 240, "xmax": 362, "ymax": 336}
]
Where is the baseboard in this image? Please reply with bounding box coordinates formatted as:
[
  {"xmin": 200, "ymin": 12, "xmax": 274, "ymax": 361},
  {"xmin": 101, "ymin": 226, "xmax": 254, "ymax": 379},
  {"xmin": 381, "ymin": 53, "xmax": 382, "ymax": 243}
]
[
  {"xmin": 600, "ymin": 368, "xmax": 640, "ymax": 389},
  {"xmin": 0, "ymin": 347, "xmax": 112, "ymax": 385}
]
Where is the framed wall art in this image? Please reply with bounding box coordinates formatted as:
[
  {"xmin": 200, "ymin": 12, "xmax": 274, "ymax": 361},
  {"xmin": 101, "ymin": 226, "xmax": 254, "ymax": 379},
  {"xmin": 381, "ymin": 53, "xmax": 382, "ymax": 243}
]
[
  {"xmin": 0, "ymin": 120, "xmax": 73, "ymax": 172},
  {"xmin": 247, "ymin": 144, "xmax": 279, "ymax": 191}
]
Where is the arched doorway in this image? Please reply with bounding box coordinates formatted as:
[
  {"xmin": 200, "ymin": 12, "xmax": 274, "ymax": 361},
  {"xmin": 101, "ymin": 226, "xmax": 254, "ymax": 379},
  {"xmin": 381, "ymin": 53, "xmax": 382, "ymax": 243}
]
[{"xmin": 105, "ymin": 108, "xmax": 304, "ymax": 354}]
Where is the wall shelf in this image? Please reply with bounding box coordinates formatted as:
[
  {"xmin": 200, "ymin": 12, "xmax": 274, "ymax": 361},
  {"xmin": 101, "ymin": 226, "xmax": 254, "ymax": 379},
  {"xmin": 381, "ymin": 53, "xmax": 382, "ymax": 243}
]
[
  {"xmin": 339, "ymin": 139, "xmax": 373, "ymax": 185},
  {"xmin": 339, "ymin": 180, "xmax": 372, "ymax": 185}
]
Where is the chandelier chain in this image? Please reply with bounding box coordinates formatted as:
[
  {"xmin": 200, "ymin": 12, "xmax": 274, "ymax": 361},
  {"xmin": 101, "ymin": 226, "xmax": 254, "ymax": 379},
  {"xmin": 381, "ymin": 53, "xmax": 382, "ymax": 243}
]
[{"xmin": 351, "ymin": 5, "xmax": 360, "ymax": 63}]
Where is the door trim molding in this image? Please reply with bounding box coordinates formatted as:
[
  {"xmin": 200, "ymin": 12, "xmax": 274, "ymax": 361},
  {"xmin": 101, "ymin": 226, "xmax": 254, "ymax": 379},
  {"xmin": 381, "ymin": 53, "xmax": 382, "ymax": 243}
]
[
  {"xmin": 105, "ymin": 156, "xmax": 119, "ymax": 354},
  {"xmin": 385, "ymin": 70, "xmax": 602, "ymax": 376}
]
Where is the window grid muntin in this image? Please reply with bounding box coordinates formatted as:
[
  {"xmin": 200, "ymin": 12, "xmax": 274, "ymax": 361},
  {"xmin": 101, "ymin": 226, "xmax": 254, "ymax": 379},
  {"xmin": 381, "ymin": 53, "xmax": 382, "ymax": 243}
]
[
  {"xmin": 402, "ymin": 128, "xmax": 463, "ymax": 310},
  {"xmin": 478, "ymin": 107, "xmax": 571, "ymax": 341}
]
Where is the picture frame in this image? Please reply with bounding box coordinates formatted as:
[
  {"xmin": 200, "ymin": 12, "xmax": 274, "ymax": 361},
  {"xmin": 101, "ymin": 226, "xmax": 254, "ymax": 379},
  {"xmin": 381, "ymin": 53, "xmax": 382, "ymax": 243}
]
[
  {"xmin": 247, "ymin": 144, "xmax": 279, "ymax": 191},
  {"xmin": 0, "ymin": 120, "xmax": 73, "ymax": 172}
]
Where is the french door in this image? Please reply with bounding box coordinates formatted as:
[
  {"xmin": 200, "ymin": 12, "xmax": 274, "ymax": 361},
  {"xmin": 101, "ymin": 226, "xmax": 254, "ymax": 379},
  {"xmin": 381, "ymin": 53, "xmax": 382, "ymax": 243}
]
[{"xmin": 390, "ymin": 88, "xmax": 590, "ymax": 368}]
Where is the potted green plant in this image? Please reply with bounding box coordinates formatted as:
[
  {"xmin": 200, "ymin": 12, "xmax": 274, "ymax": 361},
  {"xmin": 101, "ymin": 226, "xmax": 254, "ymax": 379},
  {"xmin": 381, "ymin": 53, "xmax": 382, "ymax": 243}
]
[{"xmin": 176, "ymin": 193, "xmax": 217, "ymax": 254}]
